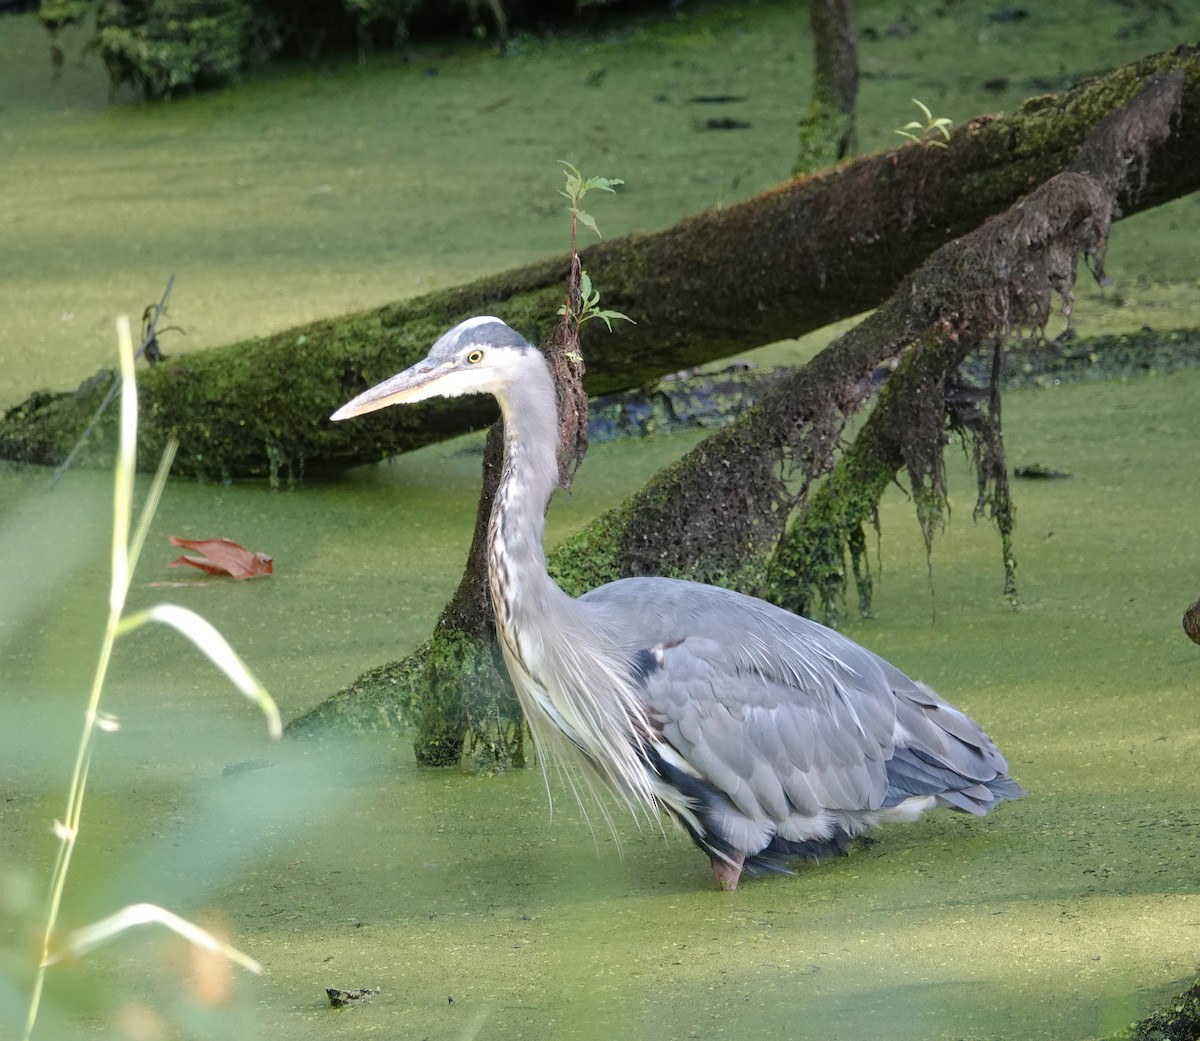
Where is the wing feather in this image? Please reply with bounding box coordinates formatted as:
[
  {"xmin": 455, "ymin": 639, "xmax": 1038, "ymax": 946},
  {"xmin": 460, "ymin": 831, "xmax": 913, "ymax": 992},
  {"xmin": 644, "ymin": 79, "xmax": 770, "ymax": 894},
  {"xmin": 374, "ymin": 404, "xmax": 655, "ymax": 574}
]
[{"xmin": 581, "ymin": 576, "xmax": 1015, "ymax": 837}]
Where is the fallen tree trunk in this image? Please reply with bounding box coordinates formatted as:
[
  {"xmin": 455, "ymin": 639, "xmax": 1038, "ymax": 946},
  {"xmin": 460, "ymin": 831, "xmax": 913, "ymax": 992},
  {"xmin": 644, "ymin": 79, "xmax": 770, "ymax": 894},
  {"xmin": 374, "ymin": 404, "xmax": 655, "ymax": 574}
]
[
  {"xmin": 286, "ymin": 66, "xmax": 1187, "ymax": 741},
  {"xmin": 2, "ymin": 45, "xmax": 1198, "ymax": 481}
]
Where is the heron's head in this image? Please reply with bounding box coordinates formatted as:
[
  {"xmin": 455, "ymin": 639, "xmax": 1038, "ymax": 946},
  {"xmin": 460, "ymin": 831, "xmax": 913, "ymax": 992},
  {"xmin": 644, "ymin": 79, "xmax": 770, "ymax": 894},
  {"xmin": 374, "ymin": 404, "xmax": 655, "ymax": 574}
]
[{"xmin": 331, "ymin": 316, "xmax": 534, "ymax": 421}]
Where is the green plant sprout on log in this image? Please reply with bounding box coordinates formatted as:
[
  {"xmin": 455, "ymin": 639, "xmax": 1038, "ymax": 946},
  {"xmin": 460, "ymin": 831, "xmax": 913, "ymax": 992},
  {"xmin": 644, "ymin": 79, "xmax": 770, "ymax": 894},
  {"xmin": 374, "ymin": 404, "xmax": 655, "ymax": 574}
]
[
  {"xmin": 387, "ymin": 161, "xmax": 636, "ymax": 768},
  {"xmin": 22, "ymin": 317, "xmax": 282, "ymax": 1041},
  {"xmin": 894, "ymin": 98, "xmax": 953, "ymax": 148},
  {"xmin": 556, "ymin": 161, "xmax": 633, "ymax": 339}
]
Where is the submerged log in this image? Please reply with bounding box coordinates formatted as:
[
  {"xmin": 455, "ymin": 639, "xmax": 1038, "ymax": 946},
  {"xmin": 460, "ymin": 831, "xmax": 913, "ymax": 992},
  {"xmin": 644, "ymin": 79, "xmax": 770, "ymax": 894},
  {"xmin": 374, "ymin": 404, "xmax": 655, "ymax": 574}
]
[
  {"xmin": 2, "ymin": 46, "xmax": 1198, "ymax": 481},
  {"xmin": 286, "ymin": 66, "xmax": 1188, "ymax": 741}
]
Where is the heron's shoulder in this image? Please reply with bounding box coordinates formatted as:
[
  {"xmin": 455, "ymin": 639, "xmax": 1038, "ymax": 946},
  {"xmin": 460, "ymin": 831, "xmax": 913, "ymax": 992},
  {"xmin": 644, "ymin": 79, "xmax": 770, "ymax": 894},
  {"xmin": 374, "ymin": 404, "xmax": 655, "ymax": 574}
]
[
  {"xmin": 582, "ymin": 575, "xmax": 773, "ymax": 610},
  {"xmin": 582, "ymin": 576, "xmax": 831, "ymax": 637},
  {"xmin": 580, "ymin": 576, "xmax": 882, "ymax": 676}
]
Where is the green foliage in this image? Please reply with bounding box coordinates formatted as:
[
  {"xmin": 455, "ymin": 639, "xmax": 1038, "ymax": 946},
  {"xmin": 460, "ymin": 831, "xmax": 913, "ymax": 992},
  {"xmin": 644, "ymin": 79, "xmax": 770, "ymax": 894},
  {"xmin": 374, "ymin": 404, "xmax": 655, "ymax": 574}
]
[
  {"xmin": 342, "ymin": 0, "xmax": 420, "ymax": 48},
  {"xmin": 342, "ymin": 0, "xmax": 418, "ymax": 21},
  {"xmin": 38, "ymin": 0, "xmax": 95, "ymax": 32},
  {"xmin": 564, "ymin": 269, "xmax": 632, "ymax": 332},
  {"xmin": 558, "ymin": 161, "xmax": 623, "ymax": 240},
  {"xmin": 93, "ymin": 0, "xmax": 271, "ymax": 100},
  {"xmin": 34, "ymin": 0, "xmax": 626, "ymax": 95},
  {"xmin": 555, "ymin": 161, "xmax": 634, "ymax": 333},
  {"xmin": 894, "ymin": 98, "xmax": 953, "ymax": 148}
]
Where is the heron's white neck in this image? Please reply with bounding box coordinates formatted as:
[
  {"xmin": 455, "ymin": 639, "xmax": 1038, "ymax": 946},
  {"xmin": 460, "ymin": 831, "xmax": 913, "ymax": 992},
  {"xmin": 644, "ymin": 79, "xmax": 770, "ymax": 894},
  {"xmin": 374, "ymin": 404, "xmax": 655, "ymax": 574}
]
[
  {"xmin": 484, "ymin": 349, "xmax": 658, "ymax": 818},
  {"xmin": 487, "ymin": 351, "xmax": 564, "ymax": 620}
]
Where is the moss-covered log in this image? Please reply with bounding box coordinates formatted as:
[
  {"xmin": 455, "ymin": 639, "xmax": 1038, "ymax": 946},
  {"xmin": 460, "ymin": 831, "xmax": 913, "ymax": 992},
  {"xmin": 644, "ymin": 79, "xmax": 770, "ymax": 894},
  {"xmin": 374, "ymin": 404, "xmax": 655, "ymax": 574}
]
[
  {"xmin": 1107, "ymin": 977, "xmax": 1200, "ymax": 1041},
  {"xmin": 3, "ymin": 45, "xmax": 1199, "ymax": 481},
  {"xmin": 769, "ymin": 67, "xmax": 1187, "ymax": 623},
  {"xmin": 561, "ymin": 45, "xmax": 1185, "ymax": 600},
  {"xmin": 286, "ymin": 66, "xmax": 1186, "ymax": 741}
]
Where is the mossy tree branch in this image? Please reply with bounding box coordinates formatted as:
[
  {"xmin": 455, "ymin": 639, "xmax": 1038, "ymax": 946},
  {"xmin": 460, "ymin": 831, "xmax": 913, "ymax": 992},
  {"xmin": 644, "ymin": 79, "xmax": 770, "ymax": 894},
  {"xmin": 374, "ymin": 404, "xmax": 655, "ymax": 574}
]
[
  {"xmin": 286, "ymin": 65, "xmax": 1187, "ymax": 742},
  {"xmin": 768, "ymin": 67, "xmax": 1183, "ymax": 624},
  {"xmin": 3, "ymin": 46, "xmax": 1198, "ymax": 482}
]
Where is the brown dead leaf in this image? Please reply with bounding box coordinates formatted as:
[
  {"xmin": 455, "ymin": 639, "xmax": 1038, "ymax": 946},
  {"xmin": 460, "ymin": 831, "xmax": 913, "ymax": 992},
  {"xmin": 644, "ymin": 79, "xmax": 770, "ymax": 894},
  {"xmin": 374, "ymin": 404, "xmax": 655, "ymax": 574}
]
[{"xmin": 167, "ymin": 536, "xmax": 273, "ymax": 579}]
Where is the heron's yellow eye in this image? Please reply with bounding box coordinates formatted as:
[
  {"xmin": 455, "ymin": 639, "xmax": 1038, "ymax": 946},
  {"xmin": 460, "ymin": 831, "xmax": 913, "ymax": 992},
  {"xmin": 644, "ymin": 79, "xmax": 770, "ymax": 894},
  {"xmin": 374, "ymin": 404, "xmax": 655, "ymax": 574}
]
[{"xmin": 466, "ymin": 349, "xmax": 484, "ymax": 364}]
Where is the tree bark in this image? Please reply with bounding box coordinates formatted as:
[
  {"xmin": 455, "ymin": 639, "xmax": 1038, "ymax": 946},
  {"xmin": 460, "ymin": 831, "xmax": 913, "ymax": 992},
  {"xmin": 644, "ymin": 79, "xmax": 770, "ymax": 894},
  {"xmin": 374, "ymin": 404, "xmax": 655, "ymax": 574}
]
[
  {"xmin": 2, "ymin": 46, "xmax": 1197, "ymax": 481},
  {"xmin": 593, "ymin": 69, "xmax": 1185, "ymax": 623},
  {"xmin": 286, "ymin": 66, "xmax": 1187, "ymax": 741},
  {"xmin": 794, "ymin": 0, "xmax": 859, "ymax": 174}
]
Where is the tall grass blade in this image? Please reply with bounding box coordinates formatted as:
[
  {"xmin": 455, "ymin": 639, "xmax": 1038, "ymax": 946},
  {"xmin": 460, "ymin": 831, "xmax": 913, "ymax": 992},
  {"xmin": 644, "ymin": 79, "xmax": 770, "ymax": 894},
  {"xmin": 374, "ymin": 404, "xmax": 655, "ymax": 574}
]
[
  {"xmin": 110, "ymin": 316, "xmax": 137, "ymax": 612},
  {"xmin": 23, "ymin": 318, "xmax": 276, "ymax": 1040},
  {"xmin": 25, "ymin": 318, "xmax": 143, "ymax": 1040},
  {"xmin": 118, "ymin": 605, "xmax": 283, "ymax": 739},
  {"xmin": 50, "ymin": 904, "xmax": 264, "ymax": 976},
  {"xmin": 128, "ymin": 438, "xmax": 179, "ymax": 578}
]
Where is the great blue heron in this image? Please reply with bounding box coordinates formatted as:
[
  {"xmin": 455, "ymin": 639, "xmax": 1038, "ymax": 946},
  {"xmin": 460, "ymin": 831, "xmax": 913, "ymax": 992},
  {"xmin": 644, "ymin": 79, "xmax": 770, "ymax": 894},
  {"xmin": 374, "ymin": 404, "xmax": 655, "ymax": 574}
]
[{"xmin": 332, "ymin": 316, "xmax": 1023, "ymax": 891}]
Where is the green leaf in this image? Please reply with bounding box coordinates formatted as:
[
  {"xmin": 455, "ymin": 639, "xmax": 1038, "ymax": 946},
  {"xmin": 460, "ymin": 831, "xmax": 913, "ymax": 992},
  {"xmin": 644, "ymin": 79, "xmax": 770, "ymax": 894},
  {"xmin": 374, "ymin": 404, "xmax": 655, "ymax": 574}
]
[
  {"xmin": 596, "ymin": 308, "xmax": 633, "ymax": 325},
  {"xmin": 580, "ymin": 307, "xmax": 634, "ymax": 331},
  {"xmin": 582, "ymin": 176, "xmax": 624, "ymax": 193},
  {"xmin": 576, "ymin": 209, "xmax": 601, "ymax": 237}
]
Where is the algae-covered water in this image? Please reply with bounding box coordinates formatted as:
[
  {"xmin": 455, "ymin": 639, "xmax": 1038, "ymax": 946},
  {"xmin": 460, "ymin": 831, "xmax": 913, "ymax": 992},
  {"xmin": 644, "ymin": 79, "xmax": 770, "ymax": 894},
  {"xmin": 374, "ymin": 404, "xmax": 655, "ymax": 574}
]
[
  {"xmin": 3, "ymin": 369, "xmax": 1199, "ymax": 1040},
  {"xmin": 2, "ymin": 1, "xmax": 1199, "ymax": 1037},
  {"xmin": 0, "ymin": 0, "xmax": 1198, "ymax": 408}
]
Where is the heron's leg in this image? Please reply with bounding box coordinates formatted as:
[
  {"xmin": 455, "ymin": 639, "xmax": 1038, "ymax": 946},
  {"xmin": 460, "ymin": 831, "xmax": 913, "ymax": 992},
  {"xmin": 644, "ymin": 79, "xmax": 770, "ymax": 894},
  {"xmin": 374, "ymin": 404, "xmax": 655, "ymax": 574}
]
[{"xmin": 710, "ymin": 852, "xmax": 744, "ymax": 892}]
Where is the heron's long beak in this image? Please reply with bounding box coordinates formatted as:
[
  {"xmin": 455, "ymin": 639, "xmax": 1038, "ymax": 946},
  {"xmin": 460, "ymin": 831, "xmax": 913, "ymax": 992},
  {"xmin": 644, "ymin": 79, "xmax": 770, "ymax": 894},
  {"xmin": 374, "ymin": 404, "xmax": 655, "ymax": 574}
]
[{"xmin": 330, "ymin": 362, "xmax": 442, "ymax": 421}]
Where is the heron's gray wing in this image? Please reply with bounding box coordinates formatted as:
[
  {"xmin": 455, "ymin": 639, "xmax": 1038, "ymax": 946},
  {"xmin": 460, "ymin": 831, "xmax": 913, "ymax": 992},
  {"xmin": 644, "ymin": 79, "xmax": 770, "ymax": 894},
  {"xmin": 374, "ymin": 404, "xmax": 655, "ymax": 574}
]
[
  {"xmin": 582, "ymin": 578, "xmax": 903, "ymax": 823},
  {"xmin": 876, "ymin": 660, "xmax": 1018, "ymax": 812},
  {"xmin": 582, "ymin": 577, "xmax": 1017, "ymax": 831}
]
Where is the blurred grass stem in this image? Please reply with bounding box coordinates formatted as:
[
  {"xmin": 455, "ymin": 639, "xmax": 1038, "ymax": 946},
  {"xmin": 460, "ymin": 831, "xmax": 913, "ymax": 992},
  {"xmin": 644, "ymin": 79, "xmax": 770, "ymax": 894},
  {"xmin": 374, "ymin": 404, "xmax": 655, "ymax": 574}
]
[{"xmin": 23, "ymin": 317, "xmax": 278, "ymax": 1040}]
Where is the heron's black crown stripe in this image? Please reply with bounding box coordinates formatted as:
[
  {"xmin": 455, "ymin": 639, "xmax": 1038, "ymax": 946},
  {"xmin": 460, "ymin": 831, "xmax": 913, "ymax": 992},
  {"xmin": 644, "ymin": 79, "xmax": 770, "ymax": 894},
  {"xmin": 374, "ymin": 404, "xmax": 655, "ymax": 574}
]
[{"xmin": 443, "ymin": 320, "xmax": 530, "ymax": 354}]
